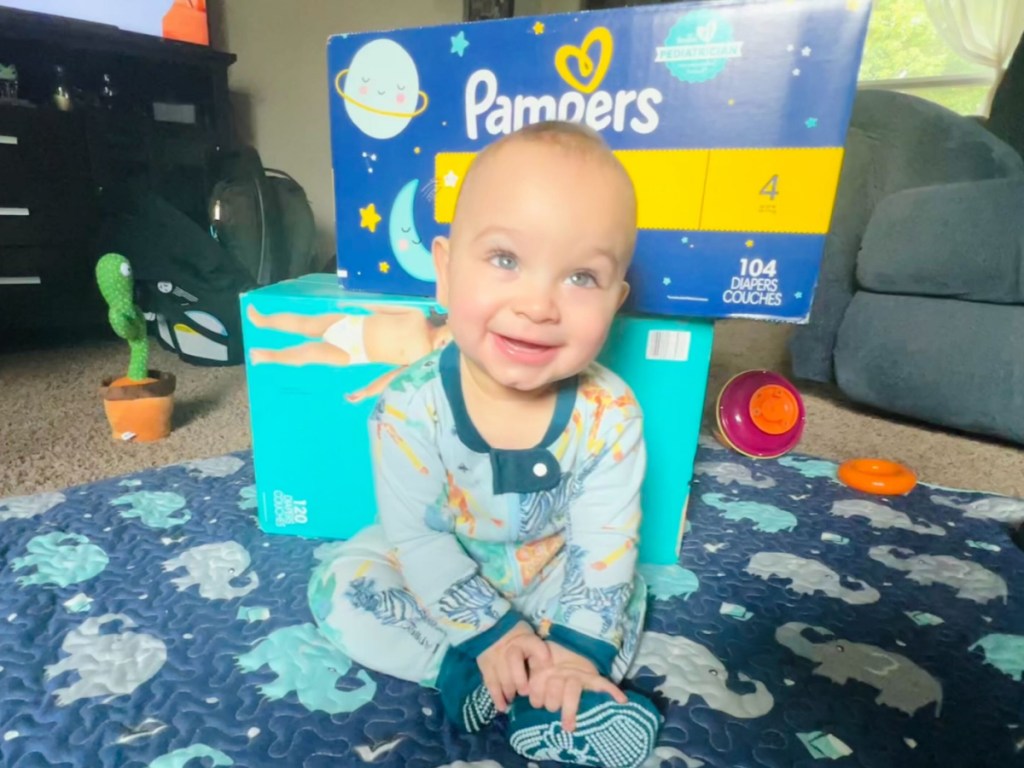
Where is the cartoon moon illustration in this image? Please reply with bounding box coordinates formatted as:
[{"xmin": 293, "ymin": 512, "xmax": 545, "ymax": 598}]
[
  {"xmin": 335, "ymin": 39, "xmax": 428, "ymax": 140},
  {"xmin": 389, "ymin": 179, "xmax": 436, "ymax": 283}
]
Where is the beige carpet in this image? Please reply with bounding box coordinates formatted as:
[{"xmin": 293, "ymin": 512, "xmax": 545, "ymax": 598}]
[{"xmin": 1, "ymin": 321, "xmax": 1021, "ymax": 499}]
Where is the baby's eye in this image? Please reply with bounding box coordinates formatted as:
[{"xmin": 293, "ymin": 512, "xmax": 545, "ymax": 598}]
[
  {"xmin": 567, "ymin": 271, "xmax": 598, "ymax": 288},
  {"xmin": 397, "ymin": 84, "xmax": 406, "ymax": 91},
  {"xmin": 490, "ymin": 252, "xmax": 518, "ymax": 271},
  {"xmin": 361, "ymin": 76, "xmax": 370, "ymax": 83}
]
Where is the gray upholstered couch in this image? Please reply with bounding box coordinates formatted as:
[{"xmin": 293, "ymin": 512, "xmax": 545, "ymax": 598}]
[{"xmin": 789, "ymin": 49, "xmax": 1024, "ymax": 445}]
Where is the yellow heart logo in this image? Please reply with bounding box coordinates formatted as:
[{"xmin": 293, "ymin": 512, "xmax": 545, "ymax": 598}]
[{"xmin": 555, "ymin": 27, "xmax": 614, "ymax": 94}]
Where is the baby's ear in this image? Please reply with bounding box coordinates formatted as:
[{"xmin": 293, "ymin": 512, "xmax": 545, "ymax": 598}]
[
  {"xmin": 432, "ymin": 236, "xmax": 451, "ymax": 307},
  {"xmin": 615, "ymin": 280, "xmax": 631, "ymax": 311}
]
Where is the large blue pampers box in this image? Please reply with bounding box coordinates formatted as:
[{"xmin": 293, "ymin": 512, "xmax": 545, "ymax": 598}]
[
  {"xmin": 326, "ymin": 0, "xmax": 870, "ymax": 322},
  {"xmin": 242, "ymin": 274, "xmax": 712, "ymax": 564}
]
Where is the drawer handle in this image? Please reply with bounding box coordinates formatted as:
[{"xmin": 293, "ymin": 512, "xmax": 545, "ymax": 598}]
[
  {"xmin": 0, "ymin": 207, "xmax": 29, "ymax": 216},
  {"xmin": 0, "ymin": 134, "xmax": 16, "ymax": 145},
  {"xmin": 0, "ymin": 276, "xmax": 41, "ymax": 285}
]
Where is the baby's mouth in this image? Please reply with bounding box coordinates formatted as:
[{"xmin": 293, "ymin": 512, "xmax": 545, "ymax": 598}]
[{"xmin": 494, "ymin": 334, "xmax": 560, "ymax": 360}]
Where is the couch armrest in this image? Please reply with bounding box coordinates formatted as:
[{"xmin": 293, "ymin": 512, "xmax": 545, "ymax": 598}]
[
  {"xmin": 789, "ymin": 89, "xmax": 1024, "ymax": 383},
  {"xmin": 859, "ymin": 177, "xmax": 1024, "ymax": 304}
]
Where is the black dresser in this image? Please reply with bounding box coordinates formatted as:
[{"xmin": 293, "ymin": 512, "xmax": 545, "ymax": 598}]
[{"xmin": 0, "ymin": 8, "xmax": 236, "ymax": 331}]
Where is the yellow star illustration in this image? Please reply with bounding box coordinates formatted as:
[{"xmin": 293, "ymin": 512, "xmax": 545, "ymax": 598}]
[
  {"xmin": 728, "ymin": 98, "xmax": 736, "ymax": 106},
  {"xmin": 745, "ymin": 239, "xmax": 755, "ymax": 248},
  {"xmin": 378, "ymin": 261, "xmax": 390, "ymax": 274},
  {"xmin": 846, "ymin": 0, "xmax": 860, "ymax": 9},
  {"xmin": 533, "ymin": 21, "xmax": 545, "ymax": 35},
  {"xmin": 414, "ymin": 146, "xmax": 421, "ymax": 154},
  {"xmin": 359, "ymin": 203, "xmax": 381, "ymax": 233}
]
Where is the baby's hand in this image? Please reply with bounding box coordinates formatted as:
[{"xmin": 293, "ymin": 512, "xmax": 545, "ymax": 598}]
[
  {"xmin": 527, "ymin": 641, "xmax": 627, "ymax": 732},
  {"xmin": 477, "ymin": 621, "xmax": 551, "ymax": 713}
]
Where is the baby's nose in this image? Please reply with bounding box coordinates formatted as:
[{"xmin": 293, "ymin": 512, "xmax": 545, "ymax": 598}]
[{"xmin": 513, "ymin": 285, "xmax": 560, "ymax": 323}]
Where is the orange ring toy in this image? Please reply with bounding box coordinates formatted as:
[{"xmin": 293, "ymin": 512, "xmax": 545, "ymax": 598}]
[{"xmin": 838, "ymin": 458, "xmax": 917, "ymax": 496}]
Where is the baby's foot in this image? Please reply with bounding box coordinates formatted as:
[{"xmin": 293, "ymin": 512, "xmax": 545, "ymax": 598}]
[
  {"xmin": 460, "ymin": 683, "xmax": 498, "ymax": 732},
  {"xmin": 246, "ymin": 304, "xmax": 268, "ymax": 328},
  {"xmin": 437, "ymin": 648, "xmax": 499, "ymax": 733},
  {"xmin": 249, "ymin": 349, "xmax": 273, "ymax": 365},
  {"xmin": 507, "ymin": 690, "xmax": 661, "ymax": 768}
]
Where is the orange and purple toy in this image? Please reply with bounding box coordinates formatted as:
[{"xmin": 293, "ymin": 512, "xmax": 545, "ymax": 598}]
[{"xmin": 715, "ymin": 370, "xmax": 806, "ymax": 459}]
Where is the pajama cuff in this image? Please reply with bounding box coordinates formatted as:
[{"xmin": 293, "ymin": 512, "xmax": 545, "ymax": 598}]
[
  {"xmin": 455, "ymin": 609, "xmax": 524, "ymax": 659},
  {"xmin": 547, "ymin": 624, "xmax": 617, "ymax": 677}
]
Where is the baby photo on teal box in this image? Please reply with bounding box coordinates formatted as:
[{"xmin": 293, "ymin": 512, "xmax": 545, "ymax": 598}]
[{"xmin": 241, "ymin": 273, "xmax": 448, "ymax": 540}]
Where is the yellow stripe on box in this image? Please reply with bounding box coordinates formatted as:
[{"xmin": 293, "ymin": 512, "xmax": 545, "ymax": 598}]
[
  {"xmin": 434, "ymin": 147, "xmax": 843, "ymax": 234},
  {"xmin": 434, "ymin": 152, "xmax": 475, "ymax": 225},
  {"xmin": 616, "ymin": 149, "xmax": 709, "ymax": 230}
]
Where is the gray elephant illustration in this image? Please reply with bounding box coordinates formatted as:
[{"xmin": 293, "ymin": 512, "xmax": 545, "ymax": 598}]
[
  {"xmin": 776, "ymin": 622, "xmax": 942, "ymax": 717},
  {"xmin": 163, "ymin": 541, "xmax": 259, "ymax": 599},
  {"xmin": 746, "ymin": 552, "xmax": 880, "ymax": 605},
  {"xmin": 45, "ymin": 613, "xmax": 167, "ymax": 706},
  {"xmin": 0, "ymin": 491, "xmax": 65, "ymax": 521},
  {"xmin": 628, "ymin": 631, "xmax": 774, "ymax": 718},
  {"xmin": 694, "ymin": 462, "xmax": 776, "ymax": 489},
  {"xmin": 868, "ymin": 545, "xmax": 1007, "ymax": 604},
  {"xmin": 931, "ymin": 494, "xmax": 1024, "ymax": 524},
  {"xmin": 180, "ymin": 455, "xmax": 245, "ymax": 479},
  {"xmin": 829, "ymin": 500, "xmax": 945, "ymax": 536}
]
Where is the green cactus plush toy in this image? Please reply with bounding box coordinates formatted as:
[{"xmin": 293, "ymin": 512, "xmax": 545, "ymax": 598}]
[{"xmin": 96, "ymin": 253, "xmax": 150, "ymax": 382}]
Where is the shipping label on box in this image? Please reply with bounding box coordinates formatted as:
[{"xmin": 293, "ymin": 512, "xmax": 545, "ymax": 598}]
[{"xmin": 327, "ymin": 0, "xmax": 870, "ymax": 321}]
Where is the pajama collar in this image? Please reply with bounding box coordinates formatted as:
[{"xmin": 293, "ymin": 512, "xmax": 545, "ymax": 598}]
[{"xmin": 439, "ymin": 343, "xmax": 576, "ymax": 495}]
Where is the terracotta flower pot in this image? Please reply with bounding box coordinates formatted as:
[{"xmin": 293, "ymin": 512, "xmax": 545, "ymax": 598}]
[{"xmin": 99, "ymin": 370, "xmax": 176, "ymax": 442}]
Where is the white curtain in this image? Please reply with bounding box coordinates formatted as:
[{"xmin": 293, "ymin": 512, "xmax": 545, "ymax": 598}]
[{"xmin": 925, "ymin": 0, "xmax": 1024, "ymax": 112}]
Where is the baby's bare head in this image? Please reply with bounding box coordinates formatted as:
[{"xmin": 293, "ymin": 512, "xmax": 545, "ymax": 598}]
[{"xmin": 451, "ymin": 121, "xmax": 638, "ymax": 270}]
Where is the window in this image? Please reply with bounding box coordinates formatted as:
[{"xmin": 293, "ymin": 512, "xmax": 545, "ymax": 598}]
[{"xmin": 858, "ymin": 0, "xmax": 997, "ymax": 116}]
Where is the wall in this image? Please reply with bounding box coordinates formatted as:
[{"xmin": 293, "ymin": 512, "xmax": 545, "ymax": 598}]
[
  {"xmin": 208, "ymin": 0, "xmax": 463, "ymax": 265},
  {"xmin": 516, "ymin": 0, "xmax": 582, "ymax": 15}
]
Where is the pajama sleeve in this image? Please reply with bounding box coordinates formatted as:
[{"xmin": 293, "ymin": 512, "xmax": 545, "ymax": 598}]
[
  {"xmin": 370, "ymin": 387, "xmax": 523, "ymax": 650},
  {"xmin": 548, "ymin": 398, "xmax": 646, "ymax": 676}
]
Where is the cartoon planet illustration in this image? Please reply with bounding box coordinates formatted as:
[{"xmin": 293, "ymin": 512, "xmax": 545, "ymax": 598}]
[
  {"xmin": 335, "ymin": 39, "xmax": 428, "ymax": 140},
  {"xmin": 389, "ymin": 179, "xmax": 436, "ymax": 282}
]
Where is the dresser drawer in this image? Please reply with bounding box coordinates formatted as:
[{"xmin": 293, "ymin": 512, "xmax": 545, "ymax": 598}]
[
  {"xmin": 0, "ymin": 187, "xmax": 96, "ymax": 246},
  {"xmin": 0, "ymin": 245, "xmax": 103, "ymax": 329},
  {"xmin": 0, "ymin": 244, "xmax": 76, "ymax": 279},
  {"xmin": 0, "ymin": 107, "xmax": 90, "ymax": 185}
]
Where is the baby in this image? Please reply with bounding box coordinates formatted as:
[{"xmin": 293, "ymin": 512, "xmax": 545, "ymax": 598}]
[{"xmin": 309, "ymin": 121, "xmax": 660, "ymax": 768}]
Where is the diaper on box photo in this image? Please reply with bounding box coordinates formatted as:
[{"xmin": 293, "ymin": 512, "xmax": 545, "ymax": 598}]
[{"xmin": 326, "ymin": 0, "xmax": 870, "ymax": 322}]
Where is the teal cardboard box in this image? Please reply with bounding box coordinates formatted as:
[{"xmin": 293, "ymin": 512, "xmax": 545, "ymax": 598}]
[
  {"xmin": 242, "ymin": 274, "xmax": 712, "ymax": 563},
  {"xmin": 599, "ymin": 313, "xmax": 713, "ymax": 564},
  {"xmin": 326, "ymin": 0, "xmax": 870, "ymax": 321}
]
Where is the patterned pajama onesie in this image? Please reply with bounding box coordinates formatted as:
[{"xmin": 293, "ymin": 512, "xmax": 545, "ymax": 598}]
[{"xmin": 309, "ymin": 342, "xmax": 648, "ymax": 693}]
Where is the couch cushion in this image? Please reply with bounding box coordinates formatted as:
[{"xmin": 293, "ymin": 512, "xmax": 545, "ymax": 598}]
[
  {"xmin": 790, "ymin": 89, "xmax": 1024, "ymax": 385},
  {"xmin": 835, "ymin": 292, "xmax": 1024, "ymax": 445},
  {"xmin": 858, "ymin": 177, "xmax": 1024, "ymax": 304}
]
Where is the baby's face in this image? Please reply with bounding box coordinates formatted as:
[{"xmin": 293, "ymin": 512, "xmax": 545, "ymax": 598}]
[{"xmin": 434, "ymin": 139, "xmax": 636, "ymax": 397}]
